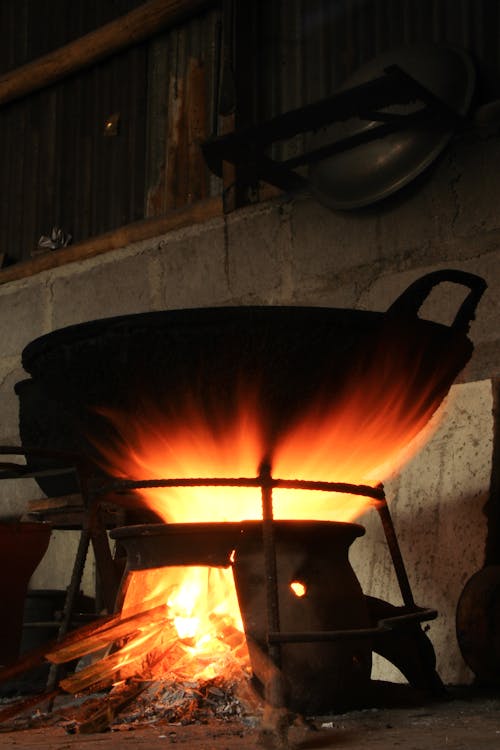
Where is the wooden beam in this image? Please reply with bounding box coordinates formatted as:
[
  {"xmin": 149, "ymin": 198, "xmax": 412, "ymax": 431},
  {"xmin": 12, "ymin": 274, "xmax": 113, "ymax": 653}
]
[
  {"xmin": 0, "ymin": 197, "xmax": 222, "ymax": 285},
  {"xmin": 0, "ymin": 186, "xmax": 281, "ymax": 285},
  {"xmin": 0, "ymin": 0, "xmax": 215, "ymax": 108}
]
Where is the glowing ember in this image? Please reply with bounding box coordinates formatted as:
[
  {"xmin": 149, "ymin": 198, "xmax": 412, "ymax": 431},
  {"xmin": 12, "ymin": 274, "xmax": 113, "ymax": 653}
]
[{"xmin": 290, "ymin": 581, "xmax": 307, "ymax": 598}]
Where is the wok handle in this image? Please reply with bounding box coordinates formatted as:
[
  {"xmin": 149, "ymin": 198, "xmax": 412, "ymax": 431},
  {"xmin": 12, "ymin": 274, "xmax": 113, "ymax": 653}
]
[{"xmin": 386, "ymin": 269, "xmax": 487, "ymax": 333}]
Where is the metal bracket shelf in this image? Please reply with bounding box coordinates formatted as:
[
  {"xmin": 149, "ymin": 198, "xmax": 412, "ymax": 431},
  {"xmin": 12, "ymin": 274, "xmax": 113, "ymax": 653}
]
[{"xmin": 202, "ymin": 64, "xmax": 464, "ymax": 196}]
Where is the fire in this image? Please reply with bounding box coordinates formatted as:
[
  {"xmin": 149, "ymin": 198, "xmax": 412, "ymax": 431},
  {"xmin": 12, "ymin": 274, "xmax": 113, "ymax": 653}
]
[
  {"xmin": 92, "ymin": 321, "xmax": 458, "ymax": 683},
  {"xmin": 119, "ymin": 565, "xmax": 248, "ymax": 682},
  {"xmin": 95, "ymin": 367, "xmax": 445, "ymax": 525}
]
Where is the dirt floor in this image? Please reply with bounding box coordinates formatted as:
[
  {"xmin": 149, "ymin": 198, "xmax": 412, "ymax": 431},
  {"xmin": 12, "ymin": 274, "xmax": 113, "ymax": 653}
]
[{"xmin": 0, "ymin": 687, "xmax": 499, "ymax": 749}]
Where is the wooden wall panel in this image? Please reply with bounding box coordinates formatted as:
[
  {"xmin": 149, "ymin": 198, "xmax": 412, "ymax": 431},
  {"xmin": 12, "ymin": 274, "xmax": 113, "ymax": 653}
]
[{"xmin": 0, "ymin": 0, "xmax": 148, "ymax": 263}]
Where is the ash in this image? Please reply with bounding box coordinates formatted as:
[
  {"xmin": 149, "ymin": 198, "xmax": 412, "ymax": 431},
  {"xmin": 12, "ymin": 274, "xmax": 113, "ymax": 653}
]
[{"xmin": 115, "ymin": 673, "xmax": 261, "ymax": 728}]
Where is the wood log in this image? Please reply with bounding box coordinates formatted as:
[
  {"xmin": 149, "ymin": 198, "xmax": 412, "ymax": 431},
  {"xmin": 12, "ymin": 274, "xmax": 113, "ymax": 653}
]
[
  {"xmin": 0, "ymin": 0, "xmax": 215, "ymax": 108},
  {"xmin": 0, "ymin": 613, "xmax": 119, "ymax": 687},
  {"xmin": 0, "ymin": 601, "xmax": 167, "ymax": 691},
  {"xmin": 46, "ymin": 603, "xmax": 168, "ymax": 664},
  {"xmin": 59, "ymin": 622, "xmax": 167, "ymax": 694},
  {"xmin": 77, "ymin": 680, "xmax": 149, "ymax": 733}
]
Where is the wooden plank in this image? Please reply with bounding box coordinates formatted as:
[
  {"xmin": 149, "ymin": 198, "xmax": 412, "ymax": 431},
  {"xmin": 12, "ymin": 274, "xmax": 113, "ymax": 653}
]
[
  {"xmin": 0, "ymin": 0, "xmax": 215, "ymax": 108},
  {"xmin": 46, "ymin": 602, "xmax": 167, "ymax": 664},
  {"xmin": 27, "ymin": 494, "xmax": 83, "ymax": 512},
  {"xmin": 59, "ymin": 623, "xmax": 165, "ymax": 693},
  {"xmin": 165, "ymin": 70, "xmax": 186, "ymax": 209},
  {"xmin": 186, "ymin": 57, "xmax": 208, "ymax": 204},
  {"xmin": 0, "ymin": 612, "xmax": 118, "ymax": 687},
  {"xmin": 0, "ymin": 196, "xmax": 222, "ymax": 284},
  {"xmin": 77, "ymin": 681, "xmax": 149, "ymax": 733}
]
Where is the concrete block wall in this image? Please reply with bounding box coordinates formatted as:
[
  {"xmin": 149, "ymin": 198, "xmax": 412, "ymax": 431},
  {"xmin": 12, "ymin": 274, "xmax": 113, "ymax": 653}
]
[{"xmin": 0, "ymin": 128, "xmax": 498, "ymax": 684}]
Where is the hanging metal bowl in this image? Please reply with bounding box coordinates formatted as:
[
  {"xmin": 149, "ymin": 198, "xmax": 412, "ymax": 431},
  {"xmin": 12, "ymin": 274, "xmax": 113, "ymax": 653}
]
[{"xmin": 309, "ymin": 44, "xmax": 475, "ymax": 209}]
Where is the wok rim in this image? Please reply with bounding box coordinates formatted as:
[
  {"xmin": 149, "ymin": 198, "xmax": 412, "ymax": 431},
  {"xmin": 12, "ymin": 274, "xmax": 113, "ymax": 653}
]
[{"xmin": 21, "ymin": 303, "xmax": 452, "ymax": 374}]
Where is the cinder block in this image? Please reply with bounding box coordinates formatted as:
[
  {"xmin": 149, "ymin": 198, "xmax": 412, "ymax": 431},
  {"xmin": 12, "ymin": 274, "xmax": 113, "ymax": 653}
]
[
  {"xmin": 225, "ymin": 204, "xmax": 293, "ymax": 304},
  {"xmin": 290, "ymin": 196, "xmax": 380, "ymax": 287},
  {"xmin": 356, "ymin": 253, "xmax": 500, "ymax": 382},
  {"xmin": 51, "ymin": 251, "xmax": 155, "ymax": 329},
  {"xmin": 0, "ymin": 284, "xmax": 50, "ymax": 357},
  {"xmin": 448, "ymin": 136, "xmax": 500, "ymax": 238},
  {"xmin": 151, "ymin": 222, "xmax": 231, "ymax": 309},
  {"xmin": 0, "ymin": 363, "xmax": 26, "ymax": 441}
]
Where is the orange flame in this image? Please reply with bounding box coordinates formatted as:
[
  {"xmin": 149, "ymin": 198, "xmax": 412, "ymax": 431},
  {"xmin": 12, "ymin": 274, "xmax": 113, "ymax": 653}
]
[
  {"xmin": 94, "ymin": 318, "xmax": 462, "ymax": 681},
  {"xmin": 119, "ymin": 565, "xmax": 248, "ymax": 682},
  {"xmin": 94, "ymin": 348, "xmax": 446, "ymax": 524}
]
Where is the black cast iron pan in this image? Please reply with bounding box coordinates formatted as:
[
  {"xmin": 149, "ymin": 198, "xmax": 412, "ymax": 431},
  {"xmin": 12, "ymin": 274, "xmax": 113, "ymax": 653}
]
[{"xmin": 16, "ymin": 269, "xmax": 486, "ymax": 497}]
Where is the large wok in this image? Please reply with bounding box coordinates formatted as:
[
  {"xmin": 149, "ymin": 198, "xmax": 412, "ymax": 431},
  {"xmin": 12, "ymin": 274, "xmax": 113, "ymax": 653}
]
[{"xmin": 16, "ymin": 269, "xmax": 486, "ymax": 497}]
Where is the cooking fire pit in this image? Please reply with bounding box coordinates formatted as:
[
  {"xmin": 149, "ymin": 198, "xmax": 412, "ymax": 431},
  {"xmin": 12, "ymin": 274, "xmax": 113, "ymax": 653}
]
[
  {"xmin": 14, "ymin": 268, "xmax": 487, "ymax": 714},
  {"xmin": 111, "ymin": 518, "xmax": 372, "ymax": 714},
  {"xmin": 101, "ymin": 468, "xmax": 441, "ymax": 714}
]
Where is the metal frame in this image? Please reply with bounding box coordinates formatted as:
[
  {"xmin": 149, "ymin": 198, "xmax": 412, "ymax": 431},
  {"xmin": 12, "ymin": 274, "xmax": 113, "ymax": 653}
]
[
  {"xmin": 0, "ymin": 447, "xmax": 439, "ymax": 703},
  {"xmin": 89, "ymin": 463, "xmax": 439, "ymax": 705},
  {"xmin": 202, "ymin": 64, "xmax": 464, "ymax": 200}
]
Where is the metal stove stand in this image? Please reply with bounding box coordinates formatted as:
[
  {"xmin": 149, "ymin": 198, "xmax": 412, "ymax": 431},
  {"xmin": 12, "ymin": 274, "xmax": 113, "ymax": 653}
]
[{"xmin": 89, "ymin": 461, "xmax": 445, "ymax": 708}]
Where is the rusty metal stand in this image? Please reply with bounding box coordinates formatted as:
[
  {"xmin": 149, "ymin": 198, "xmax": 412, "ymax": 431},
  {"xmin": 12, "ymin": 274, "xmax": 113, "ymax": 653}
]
[
  {"xmin": 374, "ymin": 491, "xmax": 416, "ymax": 608},
  {"xmin": 259, "ymin": 459, "xmax": 286, "ymax": 710},
  {"xmin": 94, "ymin": 467, "xmax": 443, "ymax": 705}
]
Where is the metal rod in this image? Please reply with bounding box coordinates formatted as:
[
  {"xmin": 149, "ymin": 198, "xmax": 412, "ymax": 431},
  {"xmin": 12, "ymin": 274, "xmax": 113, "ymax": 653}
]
[
  {"xmin": 92, "ymin": 474, "xmax": 385, "ymax": 500},
  {"xmin": 267, "ymin": 608, "xmax": 438, "ymax": 643},
  {"xmin": 375, "ymin": 490, "xmax": 416, "ymax": 609},
  {"xmin": 259, "ymin": 458, "xmax": 286, "ymax": 709},
  {"xmin": 46, "ymin": 527, "xmax": 91, "ymax": 693}
]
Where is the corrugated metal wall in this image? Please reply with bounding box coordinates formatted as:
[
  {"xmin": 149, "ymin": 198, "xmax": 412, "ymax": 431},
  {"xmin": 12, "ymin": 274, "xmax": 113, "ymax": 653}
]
[
  {"xmin": 1, "ymin": 0, "xmax": 499, "ymax": 263},
  {"xmin": 0, "ymin": 0, "xmax": 148, "ymax": 263},
  {"xmin": 249, "ymin": 0, "xmax": 500, "ymax": 122},
  {"xmin": 145, "ymin": 7, "xmax": 222, "ymax": 215},
  {"xmin": 245, "ymin": 0, "xmax": 500, "ymax": 164}
]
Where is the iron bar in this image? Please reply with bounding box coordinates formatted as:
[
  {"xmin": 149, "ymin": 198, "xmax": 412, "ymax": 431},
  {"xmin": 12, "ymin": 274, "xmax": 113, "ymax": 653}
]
[
  {"xmin": 267, "ymin": 608, "xmax": 438, "ymax": 644},
  {"xmin": 89, "ymin": 467, "xmax": 429, "ymax": 702},
  {"xmin": 258, "ymin": 459, "xmax": 286, "ymax": 709},
  {"xmin": 91, "ymin": 474, "xmax": 386, "ymax": 500},
  {"xmin": 46, "ymin": 527, "xmax": 92, "ymax": 694},
  {"xmin": 259, "ymin": 460, "xmax": 281, "ymax": 657},
  {"xmin": 202, "ymin": 64, "xmax": 466, "ymax": 195},
  {"xmin": 374, "ymin": 490, "xmax": 416, "ymax": 609}
]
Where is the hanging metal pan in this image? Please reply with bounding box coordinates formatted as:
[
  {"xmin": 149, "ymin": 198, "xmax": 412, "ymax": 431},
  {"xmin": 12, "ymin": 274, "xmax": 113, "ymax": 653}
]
[{"xmin": 309, "ymin": 43, "xmax": 475, "ymax": 209}]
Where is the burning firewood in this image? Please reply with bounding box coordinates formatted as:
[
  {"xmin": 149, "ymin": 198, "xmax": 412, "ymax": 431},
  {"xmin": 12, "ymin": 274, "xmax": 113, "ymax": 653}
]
[
  {"xmin": 71, "ymin": 680, "xmax": 150, "ymax": 734},
  {"xmin": 45, "ymin": 602, "xmax": 168, "ymax": 665},
  {"xmin": 59, "ymin": 621, "xmax": 167, "ymax": 694},
  {"xmin": 0, "ymin": 573, "xmax": 262, "ymax": 736},
  {"xmin": 0, "ymin": 610, "xmax": 119, "ymax": 688}
]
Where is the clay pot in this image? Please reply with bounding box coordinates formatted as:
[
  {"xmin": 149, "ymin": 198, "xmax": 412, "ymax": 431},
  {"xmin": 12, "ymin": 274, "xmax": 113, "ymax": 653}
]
[{"xmin": 232, "ymin": 520, "xmax": 372, "ymax": 713}]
